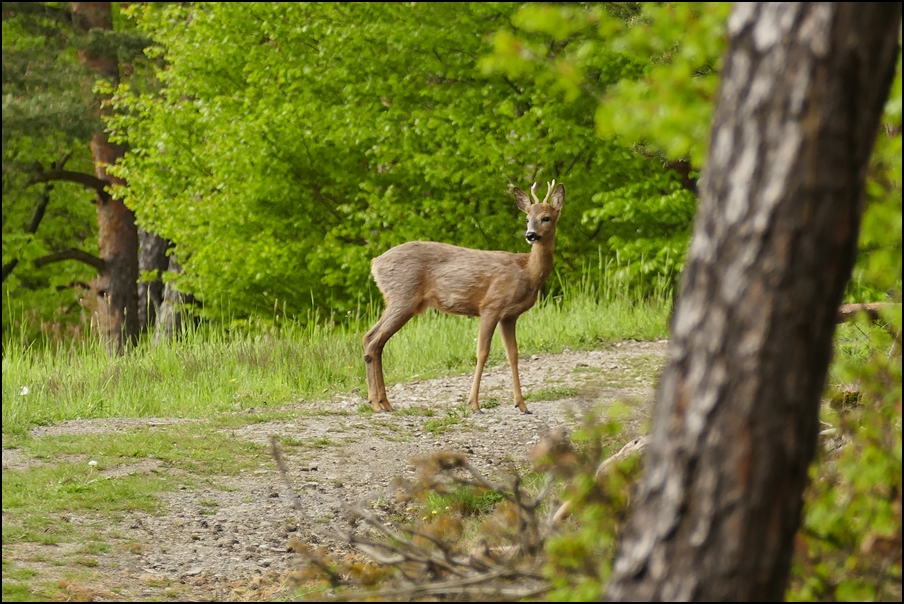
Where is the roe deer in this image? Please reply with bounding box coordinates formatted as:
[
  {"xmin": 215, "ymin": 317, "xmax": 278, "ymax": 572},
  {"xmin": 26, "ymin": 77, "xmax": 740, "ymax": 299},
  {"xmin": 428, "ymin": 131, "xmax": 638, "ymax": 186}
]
[{"xmin": 363, "ymin": 181, "xmax": 565, "ymax": 414}]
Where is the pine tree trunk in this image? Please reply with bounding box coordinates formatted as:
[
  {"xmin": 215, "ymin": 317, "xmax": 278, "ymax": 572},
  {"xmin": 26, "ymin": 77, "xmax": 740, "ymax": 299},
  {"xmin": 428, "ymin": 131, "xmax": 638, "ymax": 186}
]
[
  {"xmin": 71, "ymin": 2, "xmax": 139, "ymax": 352},
  {"xmin": 604, "ymin": 3, "xmax": 901, "ymax": 601}
]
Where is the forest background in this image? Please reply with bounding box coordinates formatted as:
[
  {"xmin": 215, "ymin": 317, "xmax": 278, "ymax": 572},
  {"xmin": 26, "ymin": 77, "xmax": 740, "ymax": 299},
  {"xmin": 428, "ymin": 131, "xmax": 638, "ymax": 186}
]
[
  {"xmin": 2, "ymin": 3, "xmax": 899, "ymax": 344},
  {"xmin": 2, "ymin": 2, "xmax": 902, "ymax": 601},
  {"xmin": 0, "ymin": 2, "xmax": 745, "ymax": 343}
]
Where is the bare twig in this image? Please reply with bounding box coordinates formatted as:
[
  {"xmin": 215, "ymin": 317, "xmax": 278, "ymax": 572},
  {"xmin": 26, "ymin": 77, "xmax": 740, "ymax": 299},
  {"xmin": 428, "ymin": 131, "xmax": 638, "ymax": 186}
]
[
  {"xmin": 271, "ymin": 443, "xmax": 555, "ymax": 601},
  {"xmin": 269, "ymin": 436, "xmax": 304, "ymax": 513},
  {"xmin": 552, "ymin": 435, "xmax": 649, "ymax": 525},
  {"xmin": 837, "ymin": 302, "xmax": 899, "ymax": 324}
]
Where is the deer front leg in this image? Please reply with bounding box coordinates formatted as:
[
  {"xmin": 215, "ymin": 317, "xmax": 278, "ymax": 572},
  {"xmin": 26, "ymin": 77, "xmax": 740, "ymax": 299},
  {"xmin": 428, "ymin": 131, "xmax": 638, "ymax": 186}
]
[
  {"xmin": 363, "ymin": 328, "xmax": 391, "ymax": 413},
  {"xmin": 468, "ymin": 316, "xmax": 498, "ymax": 413},
  {"xmin": 364, "ymin": 308, "xmax": 414, "ymax": 412},
  {"xmin": 499, "ymin": 317, "xmax": 530, "ymax": 414}
]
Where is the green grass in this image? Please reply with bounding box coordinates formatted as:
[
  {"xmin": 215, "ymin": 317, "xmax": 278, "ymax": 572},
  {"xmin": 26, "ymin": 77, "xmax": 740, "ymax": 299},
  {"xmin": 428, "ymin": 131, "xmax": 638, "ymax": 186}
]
[
  {"xmin": 424, "ymin": 486, "xmax": 506, "ymax": 517},
  {"xmin": 525, "ymin": 386, "xmax": 580, "ymax": 401},
  {"xmin": 281, "ymin": 435, "xmax": 340, "ymax": 449},
  {"xmin": 481, "ymin": 396, "xmax": 501, "ymax": 409},
  {"xmin": 2, "ymin": 578, "xmax": 37, "ymax": 603},
  {"xmin": 1, "ymin": 420, "xmax": 269, "ymax": 558},
  {"xmin": 2, "ymin": 277, "xmax": 671, "ymax": 436},
  {"xmin": 423, "ymin": 409, "xmax": 468, "ymax": 435}
]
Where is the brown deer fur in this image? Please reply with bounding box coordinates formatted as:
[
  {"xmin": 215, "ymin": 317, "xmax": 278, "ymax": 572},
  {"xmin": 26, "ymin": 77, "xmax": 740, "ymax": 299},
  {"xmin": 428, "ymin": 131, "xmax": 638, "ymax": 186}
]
[{"xmin": 363, "ymin": 182, "xmax": 565, "ymax": 414}]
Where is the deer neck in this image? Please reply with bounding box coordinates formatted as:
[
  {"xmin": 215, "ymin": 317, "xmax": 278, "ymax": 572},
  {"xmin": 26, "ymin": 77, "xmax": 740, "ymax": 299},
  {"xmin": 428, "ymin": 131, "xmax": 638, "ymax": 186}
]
[{"xmin": 526, "ymin": 238, "xmax": 556, "ymax": 286}]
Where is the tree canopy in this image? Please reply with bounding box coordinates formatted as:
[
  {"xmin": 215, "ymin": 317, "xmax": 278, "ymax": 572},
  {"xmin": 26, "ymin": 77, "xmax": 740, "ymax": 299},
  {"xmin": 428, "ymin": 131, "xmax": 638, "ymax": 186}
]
[
  {"xmin": 2, "ymin": 1, "xmax": 156, "ymax": 345},
  {"xmin": 3, "ymin": 1, "xmax": 899, "ymax": 334},
  {"xmin": 107, "ymin": 2, "xmax": 702, "ymax": 322}
]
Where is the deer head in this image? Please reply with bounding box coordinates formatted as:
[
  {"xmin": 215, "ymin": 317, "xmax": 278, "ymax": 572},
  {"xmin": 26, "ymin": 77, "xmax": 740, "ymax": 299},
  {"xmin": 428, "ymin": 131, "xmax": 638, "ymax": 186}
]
[{"xmin": 513, "ymin": 180, "xmax": 565, "ymax": 244}]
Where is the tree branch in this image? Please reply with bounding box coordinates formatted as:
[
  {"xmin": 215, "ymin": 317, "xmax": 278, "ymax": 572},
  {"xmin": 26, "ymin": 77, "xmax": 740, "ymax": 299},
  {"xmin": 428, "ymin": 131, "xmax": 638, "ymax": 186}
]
[
  {"xmin": 2, "ymin": 153, "xmax": 73, "ymax": 283},
  {"xmin": 27, "ymin": 169, "xmax": 111, "ymax": 202},
  {"xmin": 55, "ymin": 281, "xmax": 92, "ymax": 291},
  {"xmin": 1, "ymin": 260, "xmax": 20, "ymax": 283},
  {"xmin": 836, "ymin": 302, "xmax": 899, "ymax": 324},
  {"xmin": 31, "ymin": 249, "xmax": 106, "ymax": 271},
  {"xmin": 552, "ymin": 435, "xmax": 649, "ymax": 524},
  {"xmin": 26, "ymin": 154, "xmax": 71, "ymax": 234}
]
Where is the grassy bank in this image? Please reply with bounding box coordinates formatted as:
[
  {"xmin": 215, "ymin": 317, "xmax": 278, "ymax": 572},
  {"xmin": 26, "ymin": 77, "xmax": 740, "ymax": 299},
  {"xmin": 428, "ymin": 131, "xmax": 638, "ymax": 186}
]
[{"xmin": 2, "ymin": 277, "xmax": 672, "ymax": 437}]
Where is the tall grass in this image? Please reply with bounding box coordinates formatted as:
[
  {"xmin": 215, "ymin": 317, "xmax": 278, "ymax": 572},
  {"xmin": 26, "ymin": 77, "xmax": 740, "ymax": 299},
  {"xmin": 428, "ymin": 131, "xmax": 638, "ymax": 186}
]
[{"xmin": 2, "ymin": 270, "xmax": 671, "ymax": 435}]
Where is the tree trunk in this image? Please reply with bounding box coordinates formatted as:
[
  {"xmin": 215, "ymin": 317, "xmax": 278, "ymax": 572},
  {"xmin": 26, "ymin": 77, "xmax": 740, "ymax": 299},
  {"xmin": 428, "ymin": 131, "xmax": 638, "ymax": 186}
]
[
  {"xmin": 138, "ymin": 230, "xmax": 170, "ymax": 332},
  {"xmin": 71, "ymin": 1, "xmax": 139, "ymax": 352},
  {"xmin": 153, "ymin": 256, "xmax": 197, "ymax": 345},
  {"xmin": 604, "ymin": 3, "xmax": 901, "ymax": 601}
]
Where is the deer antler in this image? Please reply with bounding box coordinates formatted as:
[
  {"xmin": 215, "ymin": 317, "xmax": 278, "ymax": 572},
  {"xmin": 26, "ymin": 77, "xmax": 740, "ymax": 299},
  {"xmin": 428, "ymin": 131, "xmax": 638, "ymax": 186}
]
[
  {"xmin": 530, "ymin": 180, "xmax": 557, "ymax": 205},
  {"xmin": 540, "ymin": 180, "xmax": 556, "ymax": 205}
]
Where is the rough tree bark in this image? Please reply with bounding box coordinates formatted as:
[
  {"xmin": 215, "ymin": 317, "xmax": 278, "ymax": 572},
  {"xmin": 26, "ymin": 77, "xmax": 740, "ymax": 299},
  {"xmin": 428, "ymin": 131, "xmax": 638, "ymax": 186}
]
[
  {"xmin": 138, "ymin": 230, "xmax": 170, "ymax": 332},
  {"xmin": 604, "ymin": 3, "xmax": 901, "ymax": 601},
  {"xmin": 152, "ymin": 256, "xmax": 197, "ymax": 345},
  {"xmin": 71, "ymin": 1, "xmax": 139, "ymax": 352}
]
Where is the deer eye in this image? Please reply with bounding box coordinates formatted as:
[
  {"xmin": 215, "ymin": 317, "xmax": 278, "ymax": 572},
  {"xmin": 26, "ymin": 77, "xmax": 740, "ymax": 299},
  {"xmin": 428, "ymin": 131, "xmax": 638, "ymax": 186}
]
[{"xmin": 541, "ymin": 216, "xmax": 551, "ymax": 223}]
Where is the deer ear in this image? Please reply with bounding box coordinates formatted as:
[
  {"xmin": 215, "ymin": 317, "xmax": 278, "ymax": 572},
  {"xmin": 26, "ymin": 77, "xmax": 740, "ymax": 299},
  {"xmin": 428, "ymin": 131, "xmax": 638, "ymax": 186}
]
[
  {"xmin": 549, "ymin": 183, "xmax": 565, "ymax": 211},
  {"xmin": 513, "ymin": 188, "xmax": 532, "ymax": 213}
]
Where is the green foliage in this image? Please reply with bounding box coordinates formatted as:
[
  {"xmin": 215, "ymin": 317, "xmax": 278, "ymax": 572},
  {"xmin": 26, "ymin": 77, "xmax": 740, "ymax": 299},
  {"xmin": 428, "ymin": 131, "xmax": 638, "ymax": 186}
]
[
  {"xmin": 108, "ymin": 2, "xmax": 696, "ymax": 321},
  {"xmin": 2, "ymin": 3, "xmax": 101, "ymax": 342},
  {"xmin": 483, "ymin": 2, "xmax": 731, "ymax": 167},
  {"xmin": 591, "ymin": 3, "xmax": 731, "ymax": 168},
  {"xmin": 543, "ymin": 412, "xmax": 643, "ymax": 601},
  {"xmin": 482, "ymin": 2, "xmax": 731, "ymax": 294},
  {"xmin": 849, "ymin": 46, "xmax": 903, "ymax": 303},
  {"xmin": 788, "ymin": 310, "xmax": 903, "ymax": 602},
  {"xmin": 1, "ymin": 3, "xmax": 100, "ymax": 148},
  {"xmin": 1, "ymin": 169, "xmax": 99, "ymax": 342},
  {"xmin": 2, "ymin": 2, "xmax": 157, "ymax": 344}
]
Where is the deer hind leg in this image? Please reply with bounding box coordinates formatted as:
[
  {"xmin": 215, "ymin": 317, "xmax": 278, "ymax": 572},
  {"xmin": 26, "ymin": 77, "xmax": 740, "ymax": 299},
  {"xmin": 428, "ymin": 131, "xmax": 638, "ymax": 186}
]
[
  {"xmin": 499, "ymin": 317, "xmax": 530, "ymax": 414},
  {"xmin": 364, "ymin": 305, "xmax": 415, "ymax": 412},
  {"xmin": 467, "ymin": 315, "xmax": 498, "ymax": 413}
]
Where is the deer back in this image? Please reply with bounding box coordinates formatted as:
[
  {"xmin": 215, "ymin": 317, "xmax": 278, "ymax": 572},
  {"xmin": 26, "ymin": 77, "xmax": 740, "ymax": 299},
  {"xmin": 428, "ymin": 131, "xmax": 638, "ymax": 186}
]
[{"xmin": 371, "ymin": 242, "xmax": 534, "ymax": 317}]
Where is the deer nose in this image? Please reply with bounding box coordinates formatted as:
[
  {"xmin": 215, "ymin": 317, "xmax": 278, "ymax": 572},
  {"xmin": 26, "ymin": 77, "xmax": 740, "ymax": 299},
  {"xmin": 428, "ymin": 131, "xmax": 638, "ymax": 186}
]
[{"xmin": 525, "ymin": 231, "xmax": 541, "ymax": 242}]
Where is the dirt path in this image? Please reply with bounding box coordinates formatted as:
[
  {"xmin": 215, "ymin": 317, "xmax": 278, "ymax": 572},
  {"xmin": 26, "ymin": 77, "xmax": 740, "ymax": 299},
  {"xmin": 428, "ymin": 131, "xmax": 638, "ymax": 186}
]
[{"xmin": 3, "ymin": 340, "xmax": 668, "ymax": 602}]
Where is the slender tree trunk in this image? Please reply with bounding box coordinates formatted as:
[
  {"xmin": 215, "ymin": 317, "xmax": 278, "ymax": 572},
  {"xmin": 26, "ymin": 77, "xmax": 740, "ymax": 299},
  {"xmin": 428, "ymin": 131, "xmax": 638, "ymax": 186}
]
[
  {"xmin": 138, "ymin": 230, "xmax": 170, "ymax": 332},
  {"xmin": 604, "ymin": 3, "xmax": 901, "ymax": 601},
  {"xmin": 153, "ymin": 256, "xmax": 197, "ymax": 345},
  {"xmin": 71, "ymin": 1, "xmax": 139, "ymax": 352}
]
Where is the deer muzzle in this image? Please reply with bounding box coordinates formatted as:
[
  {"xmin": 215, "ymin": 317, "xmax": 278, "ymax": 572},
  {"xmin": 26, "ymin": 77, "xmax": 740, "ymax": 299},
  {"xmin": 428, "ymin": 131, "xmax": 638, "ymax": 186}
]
[{"xmin": 525, "ymin": 231, "xmax": 541, "ymax": 243}]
